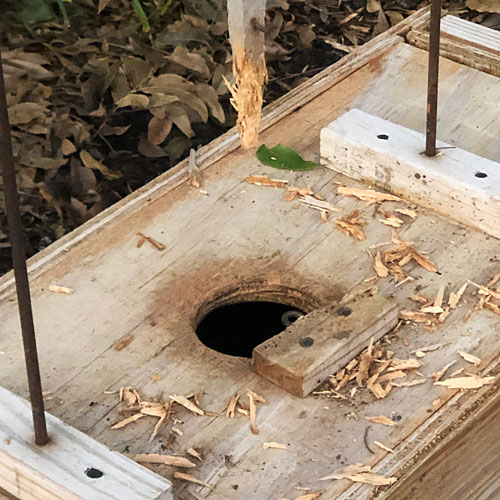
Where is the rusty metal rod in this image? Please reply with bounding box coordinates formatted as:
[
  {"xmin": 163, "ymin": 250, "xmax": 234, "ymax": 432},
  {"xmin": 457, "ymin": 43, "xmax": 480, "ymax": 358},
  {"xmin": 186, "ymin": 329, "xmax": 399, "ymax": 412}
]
[
  {"xmin": 425, "ymin": 0, "xmax": 442, "ymax": 157},
  {"xmin": 0, "ymin": 50, "xmax": 49, "ymax": 445}
]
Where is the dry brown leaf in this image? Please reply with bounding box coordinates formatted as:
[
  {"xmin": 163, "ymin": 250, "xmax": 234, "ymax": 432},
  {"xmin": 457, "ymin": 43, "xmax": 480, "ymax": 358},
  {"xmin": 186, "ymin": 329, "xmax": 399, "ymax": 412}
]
[
  {"xmin": 61, "ymin": 138, "xmax": 77, "ymax": 156},
  {"xmin": 338, "ymin": 186, "xmax": 401, "ymax": 203},
  {"xmin": 114, "ymin": 333, "xmax": 134, "ymax": 351},
  {"xmin": 365, "ymin": 415, "xmax": 395, "ymax": 426},
  {"xmin": 174, "ymin": 472, "xmax": 212, "ymax": 488},
  {"xmin": 80, "ymin": 150, "xmax": 121, "ymax": 180},
  {"xmin": 248, "ymin": 391, "xmax": 259, "ymax": 435},
  {"xmin": 187, "ymin": 448, "xmax": 202, "ymax": 461},
  {"xmin": 49, "ymin": 285, "xmax": 73, "ymax": 295},
  {"xmin": 374, "ymin": 440, "xmax": 395, "ymax": 453},
  {"xmin": 245, "ymin": 174, "xmax": 288, "ymax": 188},
  {"xmin": 110, "ymin": 413, "xmax": 145, "ymax": 429},
  {"xmin": 135, "ymin": 454, "xmax": 196, "ymax": 468},
  {"xmin": 346, "ymin": 472, "xmax": 397, "ymax": 486},
  {"xmin": 435, "ymin": 375, "xmax": 495, "ymax": 389},
  {"xmin": 263, "ymin": 441, "xmax": 287, "ymax": 449},
  {"xmin": 458, "ymin": 351, "xmax": 481, "ymax": 366}
]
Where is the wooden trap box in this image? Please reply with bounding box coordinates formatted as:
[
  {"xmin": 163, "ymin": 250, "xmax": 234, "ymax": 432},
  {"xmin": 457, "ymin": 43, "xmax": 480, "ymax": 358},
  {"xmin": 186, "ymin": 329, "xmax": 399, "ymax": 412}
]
[{"xmin": 0, "ymin": 8, "xmax": 499, "ymax": 500}]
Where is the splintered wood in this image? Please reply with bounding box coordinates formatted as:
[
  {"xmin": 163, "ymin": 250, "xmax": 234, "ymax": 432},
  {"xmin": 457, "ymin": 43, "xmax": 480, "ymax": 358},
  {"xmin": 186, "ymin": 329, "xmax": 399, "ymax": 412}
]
[
  {"xmin": 227, "ymin": 0, "xmax": 267, "ymax": 148},
  {"xmin": 320, "ymin": 463, "xmax": 396, "ymax": 485}
]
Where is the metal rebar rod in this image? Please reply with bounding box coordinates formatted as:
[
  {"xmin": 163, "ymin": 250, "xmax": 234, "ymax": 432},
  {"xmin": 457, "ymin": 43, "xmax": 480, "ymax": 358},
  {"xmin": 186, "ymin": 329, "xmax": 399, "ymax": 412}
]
[
  {"xmin": 0, "ymin": 50, "xmax": 49, "ymax": 446},
  {"xmin": 425, "ymin": 0, "xmax": 442, "ymax": 157}
]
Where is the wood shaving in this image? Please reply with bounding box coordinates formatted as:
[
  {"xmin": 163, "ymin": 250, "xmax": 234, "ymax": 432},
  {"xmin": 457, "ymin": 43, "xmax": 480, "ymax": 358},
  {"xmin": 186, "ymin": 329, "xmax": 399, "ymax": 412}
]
[
  {"xmin": 245, "ymin": 174, "xmax": 288, "ymax": 188},
  {"xmin": 448, "ymin": 283, "xmax": 468, "ymax": 309},
  {"xmin": 114, "ymin": 333, "xmax": 134, "ymax": 351},
  {"xmin": 374, "ymin": 250, "xmax": 389, "ymax": 278},
  {"xmin": 225, "ymin": 394, "xmax": 239, "ymax": 418},
  {"xmin": 172, "ymin": 427, "xmax": 183, "ymax": 436},
  {"xmin": 294, "ymin": 492, "xmax": 324, "ymax": 500},
  {"xmin": 3, "ymin": 438, "xmax": 10, "ymax": 445},
  {"xmin": 248, "ymin": 391, "xmax": 259, "ymax": 435},
  {"xmin": 174, "ymin": 472, "xmax": 212, "ymax": 488},
  {"xmin": 458, "ymin": 351, "xmax": 481, "ymax": 366},
  {"xmin": 188, "ymin": 148, "xmax": 202, "ymax": 188},
  {"xmin": 263, "ymin": 441, "xmax": 287, "ymax": 449},
  {"xmin": 374, "ymin": 440, "xmax": 395, "ymax": 453},
  {"xmin": 300, "ymin": 195, "xmax": 340, "ymax": 212},
  {"xmin": 399, "ymin": 310, "xmax": 438, "ymax": 325},
  {"xmin": 137, "ymin": 232, "xmax": 165, "ymax": 251},
  {"xmin": 320, "ymin": 463, "xmax": 372, "ymax": 480},
  {"xmin": 347, "ymin": 472, "xmax": 397, "ymax": 486},
  {"xmin": 49, "ymin": 285, "xmax": 73, "ymax": 295},
  {"xmin": 336, "ymin": 210, "xmax": 366, "ymax": 241},
  {"xmin": 134, "ymin": 454, "xmax": 196, "ymax": 467},
  {"xmin": 121, "ymin": 387, "xmax": 141, "ymax": 406},
  {"xmin": 388, "ymin": 359, "xmax": 420, "ymax": 371},
  {"xmin": 247, "ymin": 389, "xmax": 267, "ymax": 405},
  {"xmin": 149, "ymin": 374, "xmax": 162, "ymax": 382},
  {"xmin": 169, "ymin": 395, "xmax": 204, "ymax": 416},
  {"xmin": 365, "ymin": 415, "xmax": 395, "ymax": 426},
  {"xmin": 395, "ymin": 208, "xmax": 417, "ymax": 219},
  {"xmin": 435, "ymin": 375, "xmax": 495, "ymax": 389},
  {"xmin": 467, "ymin": 280, "xmax": 500, "ymax": 301},
  {"xmin": 110, "ymin": 413, "xmax": 145, "ymax": 429},
  {"xmin": 338, "ymin": 186, "xmax": 401, "ymax": 203},
  {"xmin": 420, "ymin": 305, "xmax": 444, "ymax": 314},
  {"xmin": 434, "ymin": 285, "xmax": 445, "ymax": 308},
  {"xmin": 430, "ymin": 361, "xmax": 456, "ymax": 382},
  {"xmin": 411, "ymin": 343, "xmax": 444, "ymax": 355},
  {"xmin": 392, "ymin": 379, "xmax": 426, "ymax": 387},
  {"xmin": 187, "ymin": 448, "xmax": 202, "ymax": 461}
]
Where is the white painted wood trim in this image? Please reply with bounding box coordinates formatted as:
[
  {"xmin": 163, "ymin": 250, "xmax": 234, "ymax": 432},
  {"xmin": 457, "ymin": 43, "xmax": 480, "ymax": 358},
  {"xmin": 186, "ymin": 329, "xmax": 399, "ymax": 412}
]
[
  {"xmin": 320, "ymin": 109, "xmax": 500, "ymax": 239},
  {"xmin": 441, "ymin": 15, "xmax": 500, "ymax": 55},
  {"xmin": 0, "ymin": 388, "xmax": 172, "ymax": 500}
]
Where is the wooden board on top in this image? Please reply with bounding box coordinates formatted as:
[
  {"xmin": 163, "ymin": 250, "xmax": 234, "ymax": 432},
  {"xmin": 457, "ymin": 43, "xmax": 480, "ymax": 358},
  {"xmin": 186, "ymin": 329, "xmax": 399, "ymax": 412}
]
[{"xmin": 0, "ymin": 15, "xmax": 499, "ymax": 500}]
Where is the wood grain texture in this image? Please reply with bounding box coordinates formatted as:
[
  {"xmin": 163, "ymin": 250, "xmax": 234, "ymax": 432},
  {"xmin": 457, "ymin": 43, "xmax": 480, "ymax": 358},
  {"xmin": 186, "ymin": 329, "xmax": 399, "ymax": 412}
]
[
  {"xmin": 0, "ymin": 388, "xmax": 172, "ymax": 500},
  {"xmin": 0, "ymin": 35, "xmax": 498, "ymax": 500},
  {"xmin": 320, "ymin": 108, "xmax": 500, "ymax": 239},
  {"xmin": 407, "ymin": 15, "xmax": 500, "ymax": 77},
  {"xmin": 253, "ymin": 293, "xmax": 399, "ymax": 397}
]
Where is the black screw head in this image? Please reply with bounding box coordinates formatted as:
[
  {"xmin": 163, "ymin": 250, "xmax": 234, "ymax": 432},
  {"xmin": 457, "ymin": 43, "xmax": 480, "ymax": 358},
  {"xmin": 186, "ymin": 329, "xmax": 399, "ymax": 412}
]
[
  {"xmin": 337, "ymin": 307, "xmax": 352, "ymax": 317},
  {"xmin": 85, "ymin": 467, "xmax": 103, "ymax": 479},
  {"xmin": 299, "ymin": 337, "xmax": 314, "ymax": 347}
]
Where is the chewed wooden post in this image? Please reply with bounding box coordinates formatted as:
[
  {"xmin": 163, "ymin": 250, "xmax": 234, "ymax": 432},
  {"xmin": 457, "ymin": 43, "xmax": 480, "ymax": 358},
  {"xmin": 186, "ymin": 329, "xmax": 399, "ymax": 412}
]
[{"xmin": 227, "ymin": 0, "xmax": 267, "ymax": 149}]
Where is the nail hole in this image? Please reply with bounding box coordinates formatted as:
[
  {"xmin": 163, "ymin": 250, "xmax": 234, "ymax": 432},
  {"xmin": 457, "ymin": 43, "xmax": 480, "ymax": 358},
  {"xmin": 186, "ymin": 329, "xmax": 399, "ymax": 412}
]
[
  {"xmin": 85, "ymin": 467, "xmax": 103, "ymax": 479},
  {"xmin": 337, "ymin": 307, "xmax": 352, "ymax": 317},
  {"xmin": 475, "ymin": 172, "xmax": 487, "ymax": 178},
  {"xmin": 377, "ymin": 134, "xmax": 389, "ymax": 140},
  {"xmin": 299, "ymin": 337, "xmax": 314, "ymax": 347}
]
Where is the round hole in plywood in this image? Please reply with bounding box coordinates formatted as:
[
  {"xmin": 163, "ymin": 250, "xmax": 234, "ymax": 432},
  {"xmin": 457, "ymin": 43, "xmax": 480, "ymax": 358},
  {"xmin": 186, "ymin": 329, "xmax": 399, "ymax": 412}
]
[{"xmin": 194, "ymin": 283, "xmax": 319, "ymax": 358}]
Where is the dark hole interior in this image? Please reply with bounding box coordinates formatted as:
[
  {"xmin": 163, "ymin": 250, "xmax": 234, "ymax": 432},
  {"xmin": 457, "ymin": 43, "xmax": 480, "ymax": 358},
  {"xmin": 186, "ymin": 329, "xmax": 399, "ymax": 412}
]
[
  {"xmin": 85, "ymin": 467, "xmax": 103, "ymax": 479},
  {"xmin": 196, "ymin": 301, "xmax": 305, "ymax": 358},
  {"xmin": 377, "ymin": 134, "xmax": 389, "ymax": 140},
  {"xmin": 475, "ymin": 172, "xmax": 487, "ymax": 178}
]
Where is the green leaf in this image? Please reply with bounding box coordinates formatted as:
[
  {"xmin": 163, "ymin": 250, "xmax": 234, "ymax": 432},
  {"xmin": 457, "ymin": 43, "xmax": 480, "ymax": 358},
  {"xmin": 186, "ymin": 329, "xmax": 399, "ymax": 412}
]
[{"xmin": 256, "ymin": 144, "xmax": 319, "ymax": 171}]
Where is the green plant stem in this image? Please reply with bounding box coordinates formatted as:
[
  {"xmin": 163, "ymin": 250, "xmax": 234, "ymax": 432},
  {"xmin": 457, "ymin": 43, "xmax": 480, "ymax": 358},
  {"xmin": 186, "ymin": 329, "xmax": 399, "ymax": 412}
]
[
  {"xmin": 159, "ymin": 0, "xmax": 174, "ymax": 16},
  {"xmin": 131, "ymin": 0, "xmax": 150, "ymax": 32},
  {"xmin": 55, "ymin": 0, "xmax": 70, "ymax": 26}
]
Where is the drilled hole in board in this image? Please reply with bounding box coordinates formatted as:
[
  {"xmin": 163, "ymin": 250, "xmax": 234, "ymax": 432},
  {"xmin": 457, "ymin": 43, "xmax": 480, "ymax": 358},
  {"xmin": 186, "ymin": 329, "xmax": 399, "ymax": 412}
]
[
  {"xmin": 475, "ymin": 172, "xmax": 487, "ymax": 178},
  {"xmin": 194, "ymin": 284, "xmax": 319, "ymax": 358}
]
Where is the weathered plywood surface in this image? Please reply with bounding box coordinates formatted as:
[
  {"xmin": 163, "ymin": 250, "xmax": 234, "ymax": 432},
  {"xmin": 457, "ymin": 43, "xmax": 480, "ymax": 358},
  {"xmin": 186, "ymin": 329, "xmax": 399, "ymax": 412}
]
[
  {"xmin": 0, "ymin": 40, "xmax": 499, "ymax": 499},
  {"xmin": 321, "ymin": 109, "xmax": 500, "ymax": 238},
  {"xmin": 0, "ymin": 387, "xmax": 172, "ymax": 500}
]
